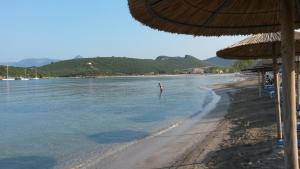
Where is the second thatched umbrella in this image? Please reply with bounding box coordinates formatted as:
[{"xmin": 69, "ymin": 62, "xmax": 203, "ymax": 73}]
[
  {"xmin": 217, "ymin": 33, "xmax": 300, "ymax": 59},
  {"xmin": 217, "ymin": 32, "xmax": 300, "ymax": 143},
  {"xmin": 248, "ymin": 61, "xmax": 274, "ymax": 97}
]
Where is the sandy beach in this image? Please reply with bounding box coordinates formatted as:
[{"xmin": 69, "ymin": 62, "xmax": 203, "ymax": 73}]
[
  {"xmin": 168, "ymin": 78, "xmax": 284, "ymax": 169},
  {"xmin": 62, "ymin": 76, "xmax": 280, "ymax": 169}
]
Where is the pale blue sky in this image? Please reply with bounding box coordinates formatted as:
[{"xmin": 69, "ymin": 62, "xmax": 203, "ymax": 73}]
[{"xmin": 0, "ymin": 0, "xmax": 245, "ymax": 62}]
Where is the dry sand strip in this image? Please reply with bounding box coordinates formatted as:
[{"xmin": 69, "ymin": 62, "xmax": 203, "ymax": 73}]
[{"xmin": 164, "ymin": 79, "xmax": 285, "ymax": 169}]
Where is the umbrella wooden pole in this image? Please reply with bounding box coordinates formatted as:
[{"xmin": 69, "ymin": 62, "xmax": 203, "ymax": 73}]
[
  {"xmin": 258, "ymin": 72, "xmax": 262, "ymax": 96},
  {"xmin": 260, "ymin": 72, "xmax": 266, "ymax": 91},
  {"xmin": 273, "ymin": 58, "xmax": 283, "ymax": 139},
  {"xmin": 280, "ymin": 0, "xmax": 298, "ymax": 168},
  {"xmin": 296, "ymin": 61, "xmax": 300, "ymax": 107}
]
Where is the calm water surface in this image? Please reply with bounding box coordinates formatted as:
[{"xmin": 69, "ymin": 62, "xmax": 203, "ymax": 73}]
[{"xmin": 0, "ymin": 75, "xmax": 239, "ymax": 169}]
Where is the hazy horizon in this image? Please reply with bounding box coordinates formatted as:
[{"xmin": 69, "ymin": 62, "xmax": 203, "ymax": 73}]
[{"xmin": 0, "ymin": 1, "xmax": 246, "ymax": 62}]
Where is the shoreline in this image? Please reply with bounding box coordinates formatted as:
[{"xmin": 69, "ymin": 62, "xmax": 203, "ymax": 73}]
[
  {"xmin": 57, "ymin": 77, "xmax": 246, "ymax": 169},
  {"xmin": 162, "ymin": 78, "xmax": 258, "ymax": 169}
]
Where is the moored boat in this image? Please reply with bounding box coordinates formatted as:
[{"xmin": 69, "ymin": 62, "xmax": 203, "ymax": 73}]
[{"xmin": 2, "ymin": 65, "xmax": 15, "ymax": 81}]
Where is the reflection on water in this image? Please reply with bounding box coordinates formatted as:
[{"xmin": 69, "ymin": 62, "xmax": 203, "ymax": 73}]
[
  {"xmin": 0, "ymin": 156, "xmax": 56, "ymax": 169},
  {"xmin": 0, "ymin": 75, "xmax": 238, "ymax": 168}
]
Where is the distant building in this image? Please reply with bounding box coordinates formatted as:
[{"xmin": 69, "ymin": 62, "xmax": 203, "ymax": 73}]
[
  {"xmin": 190, "ymin": 68, "xmax": 205, "ymax": 74},
  {"xmin": 145, "ymin": 72, "xmax": 155, "ymax": 75},
  {"xmin": 183, "ymin": 68, "xmax": 205, "ymax": 74},
  {"xmin": 214, "ymin": 69, "xmax": 224, "ymax": 74}
]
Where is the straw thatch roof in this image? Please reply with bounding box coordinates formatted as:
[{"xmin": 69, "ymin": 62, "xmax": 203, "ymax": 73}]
[
  {"xmin": 277, "ymin": 57, "xmax": 300, "ymax": 63},
  {"xmin": 242, "ymin": 66, "xmax": 273, "ymax": 73},
  {"xmin": 242, "ymin": 60, "xmax": 273, "ymax": 72},
  {"xmin": 241, "ymin": 60, "xmax": 273, "ymax": 72},
  {"xmin": 217, "ymin": 32, "xmax": 300, "ymax": 59},
  {"xmin": 255, "ymin": 59, "xmax": 273, "ymax": 67},
  {"xmin": 128, "ymin": 0, "xmax": 300, "ymax": 36}
]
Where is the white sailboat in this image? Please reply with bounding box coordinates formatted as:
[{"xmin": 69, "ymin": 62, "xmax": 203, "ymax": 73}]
[
  {"xmin": 2, "ymin": 65, "xmax": 15, "ymax": 81},
  {"xmin": 20, "ymin": 69, "xmax": 30, "ymax": 80},
  {"xmin": 31, "ymin": 68, "xmax": 40, "ymax": 80}
]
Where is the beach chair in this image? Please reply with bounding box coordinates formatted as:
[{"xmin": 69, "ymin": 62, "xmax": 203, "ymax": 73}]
[
  {"xmin": 263, "ymin": 85, "xmax": 275, "ymax": 98},
  {"xmin": 276, "ymin": 139, "xmax": 300, "ymax": 148}
]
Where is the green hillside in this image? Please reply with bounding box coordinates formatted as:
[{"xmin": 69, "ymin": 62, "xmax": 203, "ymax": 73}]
[
  {"xmin": 0, "ymin": 56, "xmax": 255, "ymax": 78},
  {"xmin": 38, "ymin": 55, "xmax": 208, "ymax": 77}
]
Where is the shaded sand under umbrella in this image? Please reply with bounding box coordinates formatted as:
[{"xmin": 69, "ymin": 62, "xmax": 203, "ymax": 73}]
[{"xmin": 128, "ymin": 0, "xmax": 300, "ymax": 167}]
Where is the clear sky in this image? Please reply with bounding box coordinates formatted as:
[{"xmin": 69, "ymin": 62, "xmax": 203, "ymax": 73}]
[{"xmin": 0, "ymin": 0, "xmax": 246, "ymax": 62}]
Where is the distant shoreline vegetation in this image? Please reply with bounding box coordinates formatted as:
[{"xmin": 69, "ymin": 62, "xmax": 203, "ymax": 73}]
[{"xmin": 0, "ymin": 56, "xmax": 254, "ymax": 78}]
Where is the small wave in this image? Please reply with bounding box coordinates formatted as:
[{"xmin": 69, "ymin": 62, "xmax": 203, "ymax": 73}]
[
  {"xmin": 200, "ymin": 87, "xmax": 221, "ymax": 117},
  {"xmin": 189, "ymin": 87, "xmax": 221, "ymax": 119}
]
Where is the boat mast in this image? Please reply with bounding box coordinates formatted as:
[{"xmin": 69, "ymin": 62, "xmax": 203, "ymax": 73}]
[{"xmin": 6, "ymin": 65, "xmax": 8, "ymax": 79}]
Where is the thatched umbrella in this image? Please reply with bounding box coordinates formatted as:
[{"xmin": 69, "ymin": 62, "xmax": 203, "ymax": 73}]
[
  {"xmin": 218, "ymin": 33, "xmax": 300, "ymax": 59},
  {"xmin": 128, "ymin": 0, "xmax": 300, "ymax": 167},
  {"xmin": 129, "ymin": 0, "xmax": 300, "ymax": 36}
]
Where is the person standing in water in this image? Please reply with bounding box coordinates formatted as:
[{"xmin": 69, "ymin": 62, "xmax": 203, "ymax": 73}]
[{"xmin": 158, "ymin": 83, "xmax": 163, "ymax": 92}]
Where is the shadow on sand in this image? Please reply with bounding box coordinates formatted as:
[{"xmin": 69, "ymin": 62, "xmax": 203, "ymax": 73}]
[
  {"xmin": 201, "ymin": 87, "xmax": 284, "ymax": 169},
  {"xmin": 0, "ymin": 156, "xmax": 56, "ymax": 169},
  {"xmin": 88, "ymin": 130, "xmax": 149, "ymax": 144}
]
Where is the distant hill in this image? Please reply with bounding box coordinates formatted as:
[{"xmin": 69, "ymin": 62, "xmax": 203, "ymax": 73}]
[
  {"xmin": 13, "ymin": 58, "xmax": 60, "ymax": 67},
  {"xmin": 39, "ymin": 55, "xmax": 209, "ymax": 77},
  {"xmin": 205, "ymin": 57, "xmax": 236, "ymax": 67},
  {"xmin": 0, "ymin": 56, "xmax": 253, "ymax": 78},
  {"xmin": 0, "ymin": 58, "xmax": 59, "ymax": 67},
  {"xmin": 73, "ymin": 55, "xmax": 84, "ymax": 59}
]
